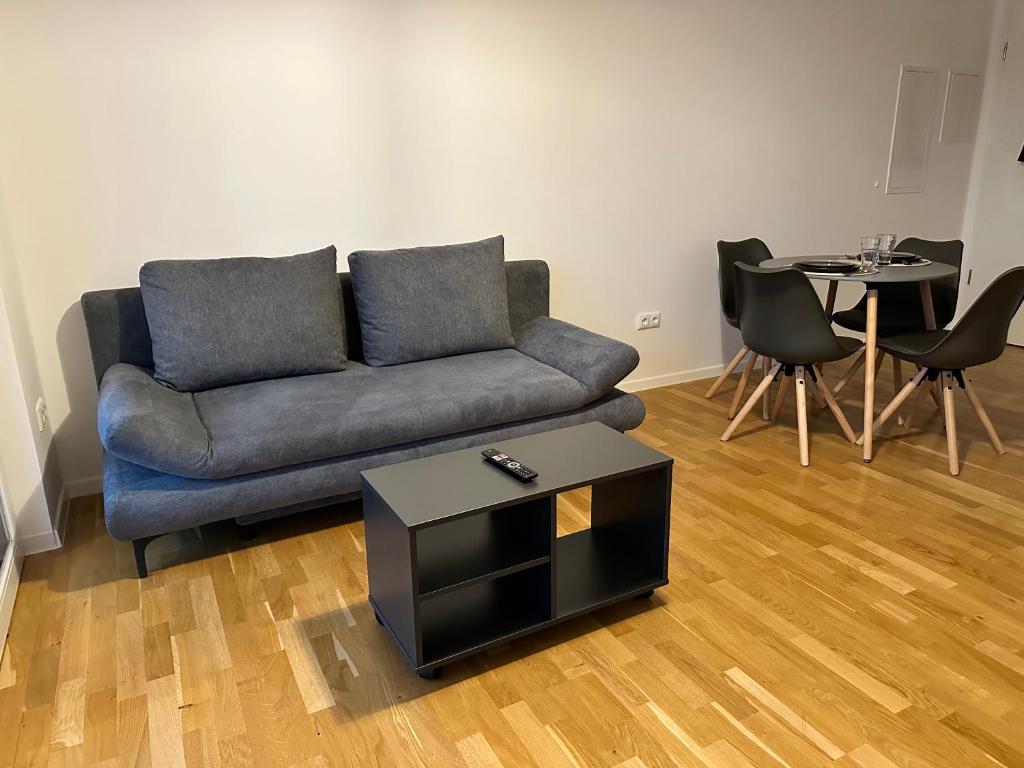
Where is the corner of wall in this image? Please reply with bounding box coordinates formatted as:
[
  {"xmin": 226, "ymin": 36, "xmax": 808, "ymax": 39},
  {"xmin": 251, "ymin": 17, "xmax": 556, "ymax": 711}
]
[{"xmin": 1, "ymin": 189, "xmax": 63, "ymax": 553}]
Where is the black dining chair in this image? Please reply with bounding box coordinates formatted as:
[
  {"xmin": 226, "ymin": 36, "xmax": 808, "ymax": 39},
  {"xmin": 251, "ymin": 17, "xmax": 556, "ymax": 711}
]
[
  {"xmin": 706, "ymin": 238, "xmax": 775, "ymax": 419},
  {"xmin": 859, "ymin": 267, "xmax": 1024, "ymax": 476},
  {"xmin": 721, "ymin": 264, "xmax": 863, "ymax": 466},
  {"xmin": 831, "ymin": 238, "xmax": 963, "ymax": 397}
]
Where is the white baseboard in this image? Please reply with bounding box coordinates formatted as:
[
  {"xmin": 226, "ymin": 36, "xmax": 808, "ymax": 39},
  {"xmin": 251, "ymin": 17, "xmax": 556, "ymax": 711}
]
[
  {"xmin": 52, "ymin": 475, "xmax": 103, "ymax": 550},
  {"xmin": 65, "ymin": 475, "xmax": 103, "ymax": 498},
  {"xmin": 17, "ymin": 528, "xmax": 60, "ymax": 556},
  {"xmin": 17, "ymin": 475, "xmax": 103, "ymax": 556},
  {"xmin": 620, "ymin": 364, "xmax": 725, "ymax": 393},
  {"xmin": 53, "ymin": 485, "xmax": 69, "ymax": 550}
]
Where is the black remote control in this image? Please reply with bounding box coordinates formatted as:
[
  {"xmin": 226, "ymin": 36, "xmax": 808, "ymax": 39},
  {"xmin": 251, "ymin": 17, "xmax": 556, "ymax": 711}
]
[{"xmin": 481, "ymin": 448, "xmax": 538, "ymax": 482}]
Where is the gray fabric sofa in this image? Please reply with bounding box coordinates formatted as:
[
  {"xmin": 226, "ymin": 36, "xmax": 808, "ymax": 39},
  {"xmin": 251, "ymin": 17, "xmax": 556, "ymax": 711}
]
[{"xmin": 82, "ymin": 260, "xmax": 645, "ymax": 577}]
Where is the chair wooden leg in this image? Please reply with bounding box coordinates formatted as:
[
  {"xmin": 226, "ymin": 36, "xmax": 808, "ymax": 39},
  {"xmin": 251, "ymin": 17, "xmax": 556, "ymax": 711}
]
[
  {"xmin": 917, "ymin": 364, "xmax": 942, "ymax": 408},
  {"xmin": 761, "ymin": 355, "xmax": 772, "ymax": 420},
  {"xmin": 728, "ymin": 350, "xmax": 758, "ymax": 419},
  {"xmin": 721, "ymin": 362, "xmax": 782, "ymax": 441},
  {"xmin": 771, "ymin": 374, "xmax": 791, "ymax": 421},
  {"xmin": 795, "ymin": 366, "xmax": 810, "ymax": 467},
  {"xmin": 805, "ymin": 375, "xmax": 827, "ymax": 409},
  {"xmin": 941, "ymin": 371, "xmax": 960, "ymax": 476},
  {"xmin": 833, "ymin": 347, "xmax": 866, "ymax": 396},
  {"xmin": 963, "ymin": 375, "xmax": 1006, "ymax": 455},
  {"xmin": 874, "ymin": 350, "xmax": 886, "ymax": 377},
  {"xmin": 902, "ymin": 382, "xmax": 929, "ymax": 432},
  {"xmin": 705, "ymin": 345, "xmax": 750, "ymax": 399},
  {"xmin": 892, "ymin": 357, "xmax": 905, "ymax": 426},
  {"xmin": 811, "ymin": 366, "xmax": 856, "ymax": 443},
  {"xmin": 856, "ymin": 367, "xmax": 927, "ymax": 445}
]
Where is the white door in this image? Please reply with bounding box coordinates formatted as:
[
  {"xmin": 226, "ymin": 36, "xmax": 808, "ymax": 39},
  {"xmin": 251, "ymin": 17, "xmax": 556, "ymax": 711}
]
[{"xmin": 963, "ymin": 1, "xmax": 1024, "ymax": 346}]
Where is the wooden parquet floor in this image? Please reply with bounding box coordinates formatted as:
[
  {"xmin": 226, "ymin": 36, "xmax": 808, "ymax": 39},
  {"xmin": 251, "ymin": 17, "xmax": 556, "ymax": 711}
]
[{"xmin": 2, "ymin": 347, "xmax": 1023, "ymax": 768}]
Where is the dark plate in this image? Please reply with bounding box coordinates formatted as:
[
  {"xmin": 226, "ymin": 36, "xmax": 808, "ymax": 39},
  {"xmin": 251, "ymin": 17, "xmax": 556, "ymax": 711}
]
[
  {"xmin": 794, "ymin": 260, "xmax": 861, "ymax": 275},
  {"xmin": 890, "ymin": 251, "xmax": 923, "ymax": 265}
]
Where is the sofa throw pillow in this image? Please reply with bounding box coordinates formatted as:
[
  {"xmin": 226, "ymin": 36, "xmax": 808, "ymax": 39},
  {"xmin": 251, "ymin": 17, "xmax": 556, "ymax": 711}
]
[
  {"xmin": 140, "ymin": 247, "xmax": 346, "ymax": 391},
  {"xmin": 348, "ymin": 235, "xmax": 515, "ymax": 366}
]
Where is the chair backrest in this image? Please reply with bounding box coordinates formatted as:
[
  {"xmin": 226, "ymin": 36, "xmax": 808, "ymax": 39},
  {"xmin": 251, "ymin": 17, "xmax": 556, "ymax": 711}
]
[
  {"xmin": 933, "ymin": 266, "xmax": 1024, "ymax": 369},
  {"xmin": 897, "ymin": 237, "xmax": 963, "ymax": 325},
  {"xmin": 717, "ymin": 238, "xmax": 773, "ymax": 326},
  {"xmin": 733, "ymin": 263, "xmax": 845, "ymax": 364}
]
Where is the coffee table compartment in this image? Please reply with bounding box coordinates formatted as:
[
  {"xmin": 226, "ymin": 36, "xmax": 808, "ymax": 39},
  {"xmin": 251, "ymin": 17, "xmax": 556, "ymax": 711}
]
[
  {"xmin": 416, "ymin": 497, "xmax": 553, "ymax": 597},
  {"xmin": 556, "ymin": 466, "xmax": 669, "ymax": 618},
  {"xmin": 420, "ymin": 565, "xmax": 552, "ymax": 665}
]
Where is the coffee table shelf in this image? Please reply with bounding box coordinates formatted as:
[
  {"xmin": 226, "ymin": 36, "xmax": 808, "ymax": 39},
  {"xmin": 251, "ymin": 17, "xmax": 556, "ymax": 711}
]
[
  {"xmin": 555, "ymin": 528, "xmax": 663, "ymax": 619},
  {"xmin": 362, "ymin": 423, "xmax": 672, "ymax": 679}
]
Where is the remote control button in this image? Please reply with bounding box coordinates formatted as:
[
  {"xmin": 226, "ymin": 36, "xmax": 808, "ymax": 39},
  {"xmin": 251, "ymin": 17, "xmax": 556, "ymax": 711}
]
[{"xmin": 507, "ymin": 462, "xmax": 520, "ymax": 468}]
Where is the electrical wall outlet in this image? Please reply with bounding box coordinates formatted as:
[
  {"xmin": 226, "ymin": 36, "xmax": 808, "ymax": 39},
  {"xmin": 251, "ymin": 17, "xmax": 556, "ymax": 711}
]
[
  {"xmin": 635, "ymin": 311, "xmax": 662, "ymax": 331},
  {"xmin": 35, "ymin": 396, "xmax": 48, "ymax": 433}
]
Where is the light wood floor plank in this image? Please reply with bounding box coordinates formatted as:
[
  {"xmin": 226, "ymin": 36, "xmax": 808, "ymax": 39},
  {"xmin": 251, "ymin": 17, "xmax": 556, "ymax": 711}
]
[
  {"xmin": 51, "ymin": 676, "xmax": 88, "ymax": 748},
  {"xmin": 788, "ymin": 634, "xmax": 911, "ymax": 714},
  {"xmin": 146, "ymin": 675, "xmax": 186, "ymax": 768},
  {"xmin": 724, "ymin": 667, "xmax": 845, "ymax": 759}
]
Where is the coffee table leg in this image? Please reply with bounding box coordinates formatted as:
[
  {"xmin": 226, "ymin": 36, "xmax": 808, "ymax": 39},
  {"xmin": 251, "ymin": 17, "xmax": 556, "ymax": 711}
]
[
  {"xmin": 863, "ymin": 289, "xmax": 879, "ymax": 463},
  {"xmin": 418, "ymin": 668, "xmax": 440, "ymax": 680}
]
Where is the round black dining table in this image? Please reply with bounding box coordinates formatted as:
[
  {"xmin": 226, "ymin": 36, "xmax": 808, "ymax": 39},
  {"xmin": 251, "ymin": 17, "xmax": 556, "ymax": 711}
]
[{"xmin": 759, "ymin": 256, "xmax": 959, "ymax": 462}]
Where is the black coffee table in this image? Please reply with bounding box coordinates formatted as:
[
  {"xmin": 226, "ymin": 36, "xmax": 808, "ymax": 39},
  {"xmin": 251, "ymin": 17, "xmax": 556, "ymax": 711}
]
[{"xmin": 361, "ymin": 422, "xmax": 673, "ymax": 679}]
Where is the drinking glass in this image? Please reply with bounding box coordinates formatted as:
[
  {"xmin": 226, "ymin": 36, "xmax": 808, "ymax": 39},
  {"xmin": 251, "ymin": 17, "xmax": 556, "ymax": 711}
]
[
  {"xmin": 876, "ymin": 233, "xmax": 897, "ymax": 266},
  {"xmin": 860, "ymin": 235, "xmax": 880, "ymax": 270}
]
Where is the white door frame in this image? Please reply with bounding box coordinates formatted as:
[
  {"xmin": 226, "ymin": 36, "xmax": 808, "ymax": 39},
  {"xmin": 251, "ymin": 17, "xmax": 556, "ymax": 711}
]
[{"xmin": 0, "ymin": 485, "xmax": 20, "ymax": 659}]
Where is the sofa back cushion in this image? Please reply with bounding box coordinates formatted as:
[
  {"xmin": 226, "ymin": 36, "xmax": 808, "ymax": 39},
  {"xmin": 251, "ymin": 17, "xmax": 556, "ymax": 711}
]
[
  {"xmin": 82, "ymin": 260, "xmax": 549, "ymax": 387},
  {"xmin": 140, "ymin": 247, "xmax": 346, "ymax": 391},
  {"xmin": 347, "ymin": 235, "xmax": 515, "ymax": 366}
]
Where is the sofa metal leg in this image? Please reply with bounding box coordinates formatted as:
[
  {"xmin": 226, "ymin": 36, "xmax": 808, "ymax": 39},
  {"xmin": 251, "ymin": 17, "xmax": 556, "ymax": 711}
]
[
  {"xmin": 132, "ymin": 537, "xmax": 156, "ymax": 579},
  {"xmin": 235, "ymin": 522, "xmax": 260, "ymax": 541}
]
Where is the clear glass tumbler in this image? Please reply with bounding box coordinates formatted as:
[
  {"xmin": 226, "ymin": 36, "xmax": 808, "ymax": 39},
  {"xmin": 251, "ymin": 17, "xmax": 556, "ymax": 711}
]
[
  {"xmin": 860, "ymin": 235, "xmax": 881, "ymax": 270},
  {"xmin": 876, "ymin": 233, "xmax": 897, "ymax": 266}
]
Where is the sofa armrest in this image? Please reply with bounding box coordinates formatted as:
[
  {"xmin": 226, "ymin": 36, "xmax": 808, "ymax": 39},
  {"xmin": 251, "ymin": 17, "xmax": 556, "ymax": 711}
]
[
  {"xmin": 514, "ymin": 317, "xmax": 639, "ymax": 400},
  {"xmin": 98, "ymin": 364, "xmax": 212, "ymax": 477}
]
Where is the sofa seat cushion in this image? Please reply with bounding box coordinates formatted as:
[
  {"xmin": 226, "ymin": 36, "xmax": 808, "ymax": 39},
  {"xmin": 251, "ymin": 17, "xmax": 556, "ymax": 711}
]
[
  {"xmin": 101, "ymin": 390, "xmax": 646, "ymax": 541},
  {"xmin": 99, "ymin": 350, "xmax": 593, "ymax": 480}
]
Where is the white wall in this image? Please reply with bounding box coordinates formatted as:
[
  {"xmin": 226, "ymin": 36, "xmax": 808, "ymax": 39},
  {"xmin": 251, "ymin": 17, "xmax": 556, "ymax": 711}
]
[
  {"xmin": 962, "ymin": 0, "xmax": 1024, "ymax": 344},
  {"xmin": 1, "ymin": 186, "xmax": 64, "ymax": 551},
  {"xmin": 0, "ymin": 0, "xmax": 996, "ymax": 491}
]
